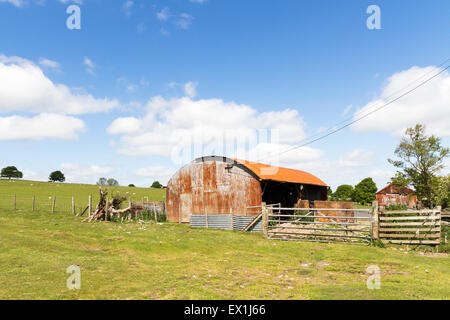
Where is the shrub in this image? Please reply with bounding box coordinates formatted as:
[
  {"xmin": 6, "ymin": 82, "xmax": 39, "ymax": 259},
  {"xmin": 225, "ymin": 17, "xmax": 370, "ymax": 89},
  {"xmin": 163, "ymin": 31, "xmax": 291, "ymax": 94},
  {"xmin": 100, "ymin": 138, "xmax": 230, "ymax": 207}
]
[{"xmin": 386, "ymin": 204, "xmax": 408, "ymax": 211}]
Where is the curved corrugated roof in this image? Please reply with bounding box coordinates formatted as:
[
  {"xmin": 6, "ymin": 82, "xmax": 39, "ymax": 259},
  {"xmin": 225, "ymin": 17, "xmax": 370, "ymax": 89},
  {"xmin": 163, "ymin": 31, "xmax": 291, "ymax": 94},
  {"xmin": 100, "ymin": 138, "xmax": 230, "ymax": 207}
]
[{"xmin": 232, "ymin": 158, "xmax": 327, "ymax": 187}]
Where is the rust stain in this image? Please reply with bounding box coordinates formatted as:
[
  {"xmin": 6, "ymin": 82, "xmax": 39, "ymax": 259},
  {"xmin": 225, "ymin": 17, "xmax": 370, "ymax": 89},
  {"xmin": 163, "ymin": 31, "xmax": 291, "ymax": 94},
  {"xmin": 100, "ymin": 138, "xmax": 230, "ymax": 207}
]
[{"xmin": 166, "ymin": 158, "xmax": 262, "ymax": 222}]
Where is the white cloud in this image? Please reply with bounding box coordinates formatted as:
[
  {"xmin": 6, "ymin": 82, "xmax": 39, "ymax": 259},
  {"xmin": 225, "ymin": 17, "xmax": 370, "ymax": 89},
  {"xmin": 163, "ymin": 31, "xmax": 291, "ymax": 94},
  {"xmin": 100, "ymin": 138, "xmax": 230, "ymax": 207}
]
[
  {"xmin": 0, "ymin": 0, "xmax": 25, "ymax": 7},
  {"xmin": 60, "ymin": 163, "xmax": 113, "ymax": 183},
  {"xmin": 337, "ymin": 149, "xmax": 374, "ymax": 167},
  {"xmin": 58, "ymin": 0, "xmax": 83, "ymax": 4},
  {"xmin": 176, "ymin": 13, "xmax": 194, "ymax": 29},
  {"xmin": 83, "ymin": 57, "xmax": 96, "ymax": 75},
  {"xmin": 156, "ymin": 7, "xmax": 194, "ymax": 30},
  {"xmin": 352, "ymin": 66, "xmax": 450, "ymax": 136},
  {"xmin": 0, "ymin": 113, "xmax": 85, "ymax": 140},
  {"xmin": 107, "ymin": 117, "xmax": 142, "ymax": 135},
  {"xmin": 134, "ymin": 166, "xmax": 176, "ymax": 184},
  {"xmin": 190, "ymin": 0, "xmax": 208, "ymax": 3},
  {"xmin": 157, "ymin": 7, "xmax": 170, "ymax": 21},
  {"xmin": 38, "ymin": 57, "xmax": 60, "ymax": 71},
  {"xmin": 183, "ymin": 81, "xmax": 198, "ymax": 98},
  {"xmin": 107, "ymin": 96, "xmax": 307, "ymax": 159},
  {"xmin": 341, "ymin": 104, "xmax": 352, "ymax": 116},
  {"xmin": 0, "ymin": 54, "xmax": 119, "ymax": 115},
  {"xmin": 123, "ymin": 0, "xmax": 133, "ymax": 17}
]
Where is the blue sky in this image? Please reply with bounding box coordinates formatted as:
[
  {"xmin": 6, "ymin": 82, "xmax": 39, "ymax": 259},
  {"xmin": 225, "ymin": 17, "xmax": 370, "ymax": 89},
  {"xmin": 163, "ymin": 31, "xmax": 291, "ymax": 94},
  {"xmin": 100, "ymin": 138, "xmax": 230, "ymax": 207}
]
[{"xmin": 0, "ymin": 0, "xmax": 449, "ymax": 189}]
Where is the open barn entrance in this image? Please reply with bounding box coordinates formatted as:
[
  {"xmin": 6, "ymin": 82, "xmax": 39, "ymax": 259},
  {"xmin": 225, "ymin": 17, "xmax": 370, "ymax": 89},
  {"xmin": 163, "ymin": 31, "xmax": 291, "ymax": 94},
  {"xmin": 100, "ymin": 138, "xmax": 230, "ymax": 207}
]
[{"xmin": 261, "ymin": 181, "xmax": 328, "ymax": 207}]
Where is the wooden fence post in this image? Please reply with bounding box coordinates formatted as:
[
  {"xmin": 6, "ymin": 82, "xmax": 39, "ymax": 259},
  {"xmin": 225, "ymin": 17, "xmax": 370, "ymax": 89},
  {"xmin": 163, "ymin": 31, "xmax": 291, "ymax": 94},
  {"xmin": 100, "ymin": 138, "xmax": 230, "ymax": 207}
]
[
  {"xmin": 371, "ymin": 201, "xmax": 379, "ymax": 240},
  {"xmin": 105, "ymin": 196, "xmax": 109, "ymax": 221},
  {"xmin": 88, "ymin": 195, "xmax": 92, "ymax": 216},
  {"xmin": 154, "ymin": 206, "xmax": 158, "ymax": 223},
  {"xmin": 52, "ymin": 196, "xmax": 56, "ymax": 213},
  {"xmin": 72, "ymin": 196, "xmax": 75, "ymax": 215},
  {"xmin": 13, "ymin": 194, "xmax": 16, "ymax": 210},
  {"xmin": 32, "ymin": 196, "xmax": 35, "ymax": 211},
  {"xmin": 230, "ymin": 208, "xmax": 234, "ymax": 231},
  {"xmin": 262, "ymin": 202, "xmax": 268, "ymax": 238},
  {"xmin": 205, "ymin": 210, "xmax": 209, "ymax": 228}
]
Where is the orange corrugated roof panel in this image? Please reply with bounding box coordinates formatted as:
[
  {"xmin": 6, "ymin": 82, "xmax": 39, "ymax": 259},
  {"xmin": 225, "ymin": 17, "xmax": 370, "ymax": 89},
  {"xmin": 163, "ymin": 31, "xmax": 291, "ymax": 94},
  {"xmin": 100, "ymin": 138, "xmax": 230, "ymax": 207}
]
[{"xmin": 233, "ymin": 159, "xmax": 327, "ymax": 187}]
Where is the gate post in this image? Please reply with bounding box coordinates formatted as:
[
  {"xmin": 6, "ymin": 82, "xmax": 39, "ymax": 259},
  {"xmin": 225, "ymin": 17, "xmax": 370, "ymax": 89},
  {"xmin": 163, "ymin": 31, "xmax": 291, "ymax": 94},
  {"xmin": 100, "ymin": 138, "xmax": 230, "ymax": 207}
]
[
  {"xmin": 262, "ymin": 202, "xmax": 268, "ymax": 238},
  {"xmin": 371, "ymin": 200, "xmax": 379, "ymax": 240}
]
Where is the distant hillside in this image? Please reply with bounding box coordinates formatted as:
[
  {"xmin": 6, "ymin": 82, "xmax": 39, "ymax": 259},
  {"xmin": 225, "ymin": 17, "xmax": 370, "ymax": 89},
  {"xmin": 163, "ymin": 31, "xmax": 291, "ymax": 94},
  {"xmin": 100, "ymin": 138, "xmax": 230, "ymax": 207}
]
[{"xmin": 0, "ymin": 180, "xmax": 166, "ymax": 213}]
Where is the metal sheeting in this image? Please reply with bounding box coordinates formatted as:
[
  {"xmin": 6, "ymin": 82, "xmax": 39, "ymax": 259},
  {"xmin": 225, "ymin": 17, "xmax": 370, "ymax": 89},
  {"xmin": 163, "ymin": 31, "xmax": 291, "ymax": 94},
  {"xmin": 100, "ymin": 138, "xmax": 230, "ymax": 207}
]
[{"xmin": 190, "ymin": 214, "xmax": 262, "ymax": 231}]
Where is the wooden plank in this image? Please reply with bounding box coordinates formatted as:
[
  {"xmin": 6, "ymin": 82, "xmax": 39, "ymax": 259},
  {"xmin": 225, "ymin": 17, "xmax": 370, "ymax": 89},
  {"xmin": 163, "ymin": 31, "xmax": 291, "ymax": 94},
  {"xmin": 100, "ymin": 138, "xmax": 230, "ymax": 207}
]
[
  {"xmin": 383, "ymin": 240, "xmax": 440, "ymax": 244},
  {"xmin": 380, "ymin": 222, "xmax": 440, "ymax": 226},
  {"xmin": 379, "ymin": 228, "xmax": 441, "ymax": 232},
  {"xmin": 380, "ymin": 233, "xmax": 440, "ymax": 239},
  {"xmin": 241, "ymin": 213, "xmax": 262, "ymax": 232},
  {"xmin": 380, "ymin": 216, "xmax": 440, "ymax": 221}
]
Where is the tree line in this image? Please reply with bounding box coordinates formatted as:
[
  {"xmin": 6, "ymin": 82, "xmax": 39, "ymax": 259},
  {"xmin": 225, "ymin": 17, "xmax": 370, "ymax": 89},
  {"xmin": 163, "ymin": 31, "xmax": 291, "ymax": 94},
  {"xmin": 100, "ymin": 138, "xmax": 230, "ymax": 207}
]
[
  {"xmin": 330, "ymin": 124, "xmax": 449, "ymax": 209},
  {"xmin": 0, "ymin": 167, "xmax": 164, "ymax": 189}
]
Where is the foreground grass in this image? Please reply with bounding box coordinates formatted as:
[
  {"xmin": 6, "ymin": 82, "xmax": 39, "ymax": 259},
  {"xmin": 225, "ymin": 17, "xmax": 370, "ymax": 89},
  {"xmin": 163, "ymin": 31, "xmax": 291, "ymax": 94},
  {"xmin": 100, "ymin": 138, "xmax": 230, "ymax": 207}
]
[
  {"xmin": 0, "ymin": 180, "xmax": 165, "ymax": 213},
  {"xmin": 0, "ymin": 209, "xmax": 449, "ymax": 300}
]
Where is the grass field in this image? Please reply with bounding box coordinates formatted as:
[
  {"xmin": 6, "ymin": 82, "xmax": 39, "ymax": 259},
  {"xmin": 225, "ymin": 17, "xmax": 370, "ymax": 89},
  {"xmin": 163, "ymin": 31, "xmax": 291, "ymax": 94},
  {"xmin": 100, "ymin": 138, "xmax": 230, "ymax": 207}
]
[
  {"xmin": 0, "ymin": 208, "xmax": 449, "ymax": 300},
  {"xmin": 0, "ymin": 179, "xmax": 166, "ymax": 214}
]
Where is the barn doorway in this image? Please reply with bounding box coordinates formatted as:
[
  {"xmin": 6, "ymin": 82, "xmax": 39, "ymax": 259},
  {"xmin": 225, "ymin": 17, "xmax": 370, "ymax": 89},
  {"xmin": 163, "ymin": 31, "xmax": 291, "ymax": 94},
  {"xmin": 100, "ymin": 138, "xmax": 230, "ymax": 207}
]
[{"xmin": 261, "ymin": 181, "xmax": 328, "ymax": 208}]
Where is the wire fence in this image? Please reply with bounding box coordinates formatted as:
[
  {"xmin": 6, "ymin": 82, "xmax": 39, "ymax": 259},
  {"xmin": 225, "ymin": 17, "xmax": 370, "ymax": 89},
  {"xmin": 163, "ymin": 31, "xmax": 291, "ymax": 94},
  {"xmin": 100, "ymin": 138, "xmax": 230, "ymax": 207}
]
[{"xmin": 0, "ymin": 193, "xmax": 159, "ymax": 215}]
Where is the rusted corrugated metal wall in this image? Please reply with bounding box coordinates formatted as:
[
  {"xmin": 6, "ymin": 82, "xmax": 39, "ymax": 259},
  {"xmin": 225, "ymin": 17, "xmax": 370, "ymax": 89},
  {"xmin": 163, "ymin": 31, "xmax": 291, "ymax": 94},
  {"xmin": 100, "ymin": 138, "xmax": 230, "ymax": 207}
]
[
  {"xmin": 166, "ymin": 158, "xmax": 262, "ymax": 223},
  {"xmin": 376, "ymin": 194, "xmax": 418, "ymax": 208}
]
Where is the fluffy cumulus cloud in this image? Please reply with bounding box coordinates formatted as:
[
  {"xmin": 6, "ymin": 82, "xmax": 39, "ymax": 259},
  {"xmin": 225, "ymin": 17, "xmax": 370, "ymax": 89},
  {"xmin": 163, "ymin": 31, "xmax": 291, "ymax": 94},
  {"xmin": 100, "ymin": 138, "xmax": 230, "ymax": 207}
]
[
  {"xmin": 0, "ymin": 55, "xmax": 118, "ymax": 115},
  {"xmin": 107, "ymin": 96, "xmax": 307, "ymax": 162},
  {"xmin": 0, "ymin": 113, "xmax": 85, "ymax": 140},
  {"xmin": 60, "ymin": 163, "xmax": 113, "ymax": 183},
  {"xmin": 352, "ymin": 66, "xmax": 450, "ymax": 136}
]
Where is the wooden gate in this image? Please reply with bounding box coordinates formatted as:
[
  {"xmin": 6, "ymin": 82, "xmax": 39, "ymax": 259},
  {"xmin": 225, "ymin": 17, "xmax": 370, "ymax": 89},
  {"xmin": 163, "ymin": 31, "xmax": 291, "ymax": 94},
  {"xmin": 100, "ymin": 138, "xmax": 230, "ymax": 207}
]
[
  {"xmin": 378, "ymin": 208, "xmax": 441, "ymax": 245},
  {"xmin": 262, "ymin": 205, "xmax": 373, "ymax": 245}
]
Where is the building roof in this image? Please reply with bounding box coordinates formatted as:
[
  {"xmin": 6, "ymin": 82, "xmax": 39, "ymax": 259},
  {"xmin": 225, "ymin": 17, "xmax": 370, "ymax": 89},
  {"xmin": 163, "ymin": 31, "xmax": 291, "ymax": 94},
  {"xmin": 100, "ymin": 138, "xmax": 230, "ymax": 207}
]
[
  {"xmin": 376, "ymin": 183, "xmax": 415, "ymax": 195},
  {"xmin": 233, "ymin": 158, "xmax": 327, "ymax": 187}
]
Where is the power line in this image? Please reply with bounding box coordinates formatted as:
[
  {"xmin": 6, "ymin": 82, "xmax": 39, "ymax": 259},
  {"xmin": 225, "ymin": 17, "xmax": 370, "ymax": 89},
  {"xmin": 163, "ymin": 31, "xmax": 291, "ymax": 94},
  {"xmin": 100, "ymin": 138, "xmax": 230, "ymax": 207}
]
[{"xmin": 258, "ymin": 64, "xmax": 449, "ymax": 163}]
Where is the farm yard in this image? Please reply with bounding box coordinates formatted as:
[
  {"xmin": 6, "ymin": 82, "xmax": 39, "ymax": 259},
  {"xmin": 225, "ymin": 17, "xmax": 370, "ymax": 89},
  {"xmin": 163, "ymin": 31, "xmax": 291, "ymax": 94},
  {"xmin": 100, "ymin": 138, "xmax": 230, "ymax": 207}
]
[{"xmin": 0, "ymin": 191, "xmax": 449, "ymax": 300}]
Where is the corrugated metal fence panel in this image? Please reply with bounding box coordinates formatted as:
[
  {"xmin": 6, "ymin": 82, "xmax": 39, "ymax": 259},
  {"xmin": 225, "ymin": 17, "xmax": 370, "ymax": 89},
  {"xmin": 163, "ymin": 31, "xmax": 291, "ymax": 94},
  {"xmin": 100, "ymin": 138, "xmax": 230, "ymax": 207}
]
[
  {"xmin": 190, "ymin": 214, "xmax": 262, "ymax": 232},
  {"xmin": 234, "ymin": 216, "xmax": 262, "ymax": 231}
]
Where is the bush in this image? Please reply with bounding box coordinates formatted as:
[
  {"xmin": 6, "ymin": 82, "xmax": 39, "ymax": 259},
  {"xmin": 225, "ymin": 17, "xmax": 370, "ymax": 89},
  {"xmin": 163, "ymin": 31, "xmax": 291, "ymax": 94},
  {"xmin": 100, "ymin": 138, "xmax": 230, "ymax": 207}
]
[
  {"xmin": 386, "ymin": 204, "xmax": 408, "ymax": 211},
  {"xmin": 140, "ymin": 208, "xmax": 167, "ymax": 222}
]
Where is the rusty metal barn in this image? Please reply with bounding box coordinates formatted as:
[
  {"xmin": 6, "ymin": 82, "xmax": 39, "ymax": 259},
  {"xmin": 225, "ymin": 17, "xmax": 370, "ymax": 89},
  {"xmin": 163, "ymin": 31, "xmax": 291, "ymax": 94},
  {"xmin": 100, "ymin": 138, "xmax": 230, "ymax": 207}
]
[
  {"xmin": 376, "ymin": 183, "xmax": 418, "ymax": 208},
  {"xmin": 166, "ymin": 156, "xmax": 328, "ymax": 226}
]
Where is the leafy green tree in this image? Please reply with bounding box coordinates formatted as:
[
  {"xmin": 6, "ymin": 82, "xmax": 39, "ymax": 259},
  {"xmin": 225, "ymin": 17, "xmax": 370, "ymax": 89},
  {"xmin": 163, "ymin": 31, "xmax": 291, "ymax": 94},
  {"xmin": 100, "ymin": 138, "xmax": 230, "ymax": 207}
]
[
  {"xmin": 433, "ymin": 175, "xmax": 450, "ymax": 209},
  {"xmin": 107, "ymin": 178, "xmax": 119, "ymax": 186},
  {"xmin": 353, "ymin": 178, "xmax": 377, "ymax": 205},
  {"xmin": 128, "ymin": 184, "xmax": 136, "ymax": 187},
  {"xmin": 151, "ymin": 181, "xmax": 163, "ymax": 189},
  {"xmin": 49, "ymin": 171, "xmax": 65, "ymax": 182},
  {"xmin": 97, "ymin": 177, "xmax": 107, "ymax": 186},
  {"xmin": 388, "ymin": 124, "xmax": 449, "ymax": 208},
  {"xmin": 333, "ymin": 185, "xmax": 354, "ymax": 201},
  {"xmin": 1, "ymin": 166, "xmax": 23, "ymax": 179}
]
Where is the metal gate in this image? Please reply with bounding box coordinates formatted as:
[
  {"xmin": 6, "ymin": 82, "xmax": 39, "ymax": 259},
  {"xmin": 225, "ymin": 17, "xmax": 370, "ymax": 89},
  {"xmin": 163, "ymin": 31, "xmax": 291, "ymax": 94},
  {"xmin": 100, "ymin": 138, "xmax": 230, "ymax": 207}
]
[{"xmin": 266, "ymin": 207, "xmax": 373, "ymax": 245}]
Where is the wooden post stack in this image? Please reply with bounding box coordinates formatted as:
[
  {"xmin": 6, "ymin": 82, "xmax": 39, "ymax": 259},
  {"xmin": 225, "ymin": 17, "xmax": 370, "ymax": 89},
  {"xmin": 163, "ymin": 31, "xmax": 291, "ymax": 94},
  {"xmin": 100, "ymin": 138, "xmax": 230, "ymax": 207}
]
[
  {"xmin": 262, "ymin": 202, "xmax": 268, "ymax": 238},
  {"xmin": 371, "ymin": 200, "xmax": 379, "ymax": 240}
]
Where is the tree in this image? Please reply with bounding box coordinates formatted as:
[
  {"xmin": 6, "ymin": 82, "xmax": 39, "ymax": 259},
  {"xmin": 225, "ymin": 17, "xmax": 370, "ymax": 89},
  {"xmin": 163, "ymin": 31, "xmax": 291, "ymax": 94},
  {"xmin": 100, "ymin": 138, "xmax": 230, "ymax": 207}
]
[
  {"xmin": 151, "ymin": 181, "xmax": 162, "ymax": 189},
  {"xmin": 433, "ymin": 175, "xmax": 450, "ymax": 209},
  {"xmin": 388, "ymin": 124, "xmax": 449, "ymax": 208},
  {"xmin": 353, "ymin": 178, "xmax": 377, "ymax": 205},
  {"xmin": 97, "ymin": 177, "xmax": 107, "ymax": 186},
  {"xmin": 107, "ymin": 178, "xmax": 119, "ymax": 186},
  {"xmin": 49, "ymin": 171, "xmax": 65, "ymax": 182},
  {"xmin": 1, "ymin": 166, "xmax": 23, "ymax": 179},
  {"xmin": 128, "ymin": 184, "xmax": 136, "ymax": 187},
  {"xmin": 333, "ymin": 185, "xmax": 354, "ymax": 201}
]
